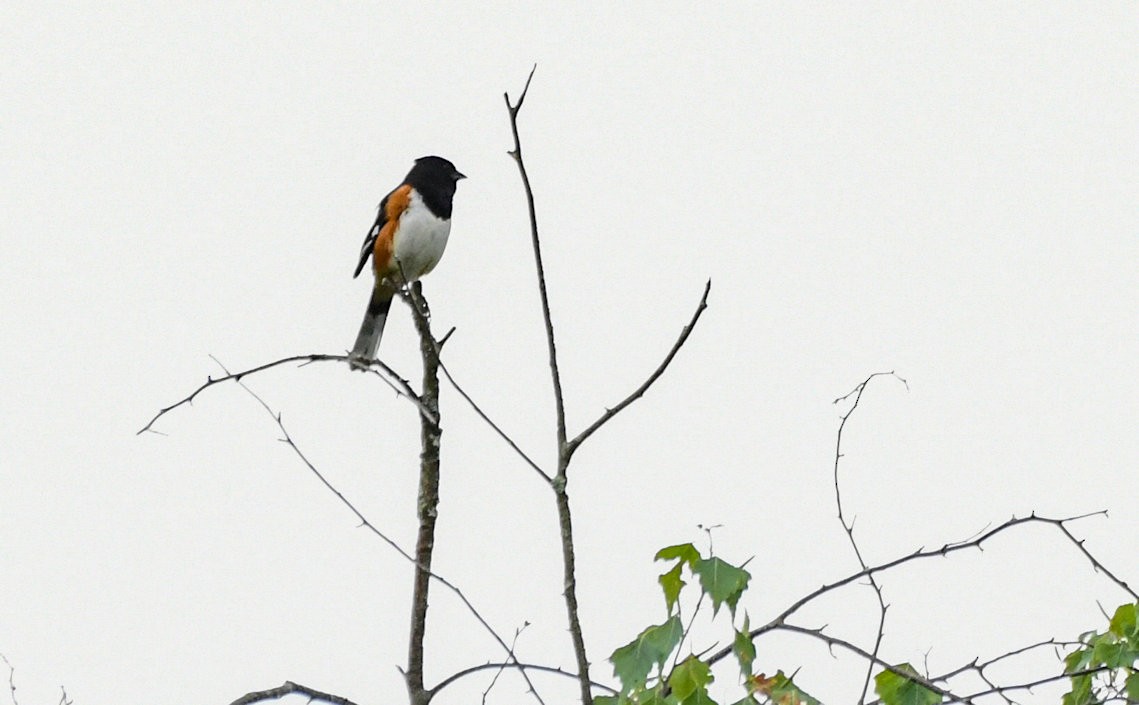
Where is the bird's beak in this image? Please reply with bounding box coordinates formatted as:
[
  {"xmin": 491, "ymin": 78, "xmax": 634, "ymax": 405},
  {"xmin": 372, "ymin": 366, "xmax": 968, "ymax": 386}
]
[{"xmin": 454, "ymin": 170, "xmax": 467, "ymax": 181}]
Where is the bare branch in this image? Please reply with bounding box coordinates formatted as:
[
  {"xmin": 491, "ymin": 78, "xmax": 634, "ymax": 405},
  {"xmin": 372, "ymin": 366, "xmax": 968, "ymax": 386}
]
[
  {"xmin": 226, "ymin": 368, "xmax": 416, "ymax": 562},
  {"xmin": 1, "ymin": 654, "xmax": 18, "ymax": 705},
  {"xmin": 772, "ymin": 512, "xmax": 1119, "ymax": 631},
  {"xmin": 551, "ymin": 486, "xmax": 591, "ymax": 705},
  {"xmin": 432, "ymin": 662, "xmax": 618, "ymax": 699},
  {"xmin": 405, "ymin": 282, "xmax": 444, "ymax": 705},
  {"xmin": 505, "ymin": 67, "xmax": 593, "ymax": 705},
  {"xmin": 228, "ymin": 680, "xmax": 360, "ymax": 705},
  {"xmin": 396, "ymin": 277, "xmax": 553, "ymax": 484},
  {"xmin": 137, "ymin": 352, "xmax": 430, "ymax": 434},
  {"xmin": 831, "ymin": 371, "xmax": 907, "ymax": 704},
  {"xmin": 504, "ymin": 65, "xmax": 567, "ymax": 453},
  {"xmin": 401, "ymin": 284, "xmax": 547, "ymax": 705},
  {"xmin": 223, "ymin": 364, "xmax": 545, "ymax": 705},
  {"xmin": 480, "ymin": 623, "xmax": 528, "ymax": 705},
  {"xmin": 566, "ymin": 280, "xmax": 711, "ymax": 458},
  {"xmin": 1053, "ymin": 520, "xmax": 1138, "ymax": 600},
  {"xmin": 926, "ymin": 638, "xmax": 1081, "ymax": 684},
  {"xmin": 437, "ymin": 358, "xmax": 553, "ymax": 483},
  {"xmin": 705, "ymin": 511, "xmax": 1115, "ymax": 670},
  {"xmin": 866, "ymin": 665, "xmax": 1113, "ymax": 705},
  {"xmin": 774, "ymin": 623, "xmax": 969, "ymax": 704},
  {"xmin": 956, "ymin": 666, "xmax": 1111, "ymax": 702}
]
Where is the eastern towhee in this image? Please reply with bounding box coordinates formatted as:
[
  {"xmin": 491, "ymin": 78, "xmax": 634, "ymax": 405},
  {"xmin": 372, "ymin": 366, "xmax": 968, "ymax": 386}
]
[{"xmin": 350, "ymin": 156, "xmax": 465, "ymax": 368}]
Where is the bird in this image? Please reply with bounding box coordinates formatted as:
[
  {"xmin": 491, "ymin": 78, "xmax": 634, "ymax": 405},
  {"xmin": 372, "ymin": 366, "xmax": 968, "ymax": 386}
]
[{"xmin": 349, "ymin": 155, "xmax": 465, "ymax": 369}]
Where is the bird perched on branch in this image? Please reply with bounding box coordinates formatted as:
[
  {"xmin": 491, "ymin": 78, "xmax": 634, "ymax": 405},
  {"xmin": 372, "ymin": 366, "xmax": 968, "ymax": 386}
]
[{"xmin": 349, "ymin": 155, "xmax": 465, "ymax": 369}]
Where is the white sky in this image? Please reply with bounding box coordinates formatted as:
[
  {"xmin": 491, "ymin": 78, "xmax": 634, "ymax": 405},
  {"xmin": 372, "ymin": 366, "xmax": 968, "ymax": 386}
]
[{"xmin": 2, "ymin": 3, "xmax": 1136, "ymax": 704}]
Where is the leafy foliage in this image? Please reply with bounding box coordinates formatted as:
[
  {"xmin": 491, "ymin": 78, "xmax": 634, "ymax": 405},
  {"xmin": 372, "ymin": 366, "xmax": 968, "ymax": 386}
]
[
  {"xmin": 601, "ymin": 544, "xmax": 824, "ymax": 705},
  {"xmin": 606, "ymin": 544, "xmax": 1135, "ymax": 705},
  {"xmin": 1062, "ymin": 602, "xmax": 1139, "ymax": 705}
]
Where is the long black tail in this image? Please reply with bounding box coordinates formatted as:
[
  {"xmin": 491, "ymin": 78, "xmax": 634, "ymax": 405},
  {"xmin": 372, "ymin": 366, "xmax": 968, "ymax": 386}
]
[{"xmin": 349, "ymin": 287, "xmax": 393, "ymax": 369}]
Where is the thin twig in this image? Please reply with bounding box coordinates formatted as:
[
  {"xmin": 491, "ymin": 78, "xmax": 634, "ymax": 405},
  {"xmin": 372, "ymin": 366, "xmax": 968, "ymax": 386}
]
[
  {"xmin": 957, "ymin": 666, "xmax": 1111, "ymax": 703},
  {"xmin": 1, "ymin": 654, "xmax": 18, "ymax": 705},
  {"xmin": 222, "ymin": 364, "xmax": 545, "ymax": 705},
  {"xmin": 481, "ymin": 623, "xmax": 528, "ymax": 705},
  {"xmin": 832, "ymin": 372, "xmax": 907, "ymax": 704},
  {"xmin": 973, "ymin": 667, "xmax": 1015, "ymax": 705},
  {"xmin": 228, "ymin": 680, "xmax": 360, "ymax": 705},
  {"xmin": 566, "ymin": 280, "xmax": 711, "ymax": 459},
  {"xmin": 395, "ymin": 278, "xmax": 553, "ymax": 484},
  {"xmin": 436, "ymin": 358, "xmax": 552, "ymax": 483},
  {"xmin": 705, "ymin": 511, "xmax": 1116, "ymax": 669},
  {"xmin": 926, "ymin": 638, "xmax": 1081, "ymax": 684},
  {"xmin": 504, "ymin": 64, "xmax": 565, "ymax": 452},
  {"xmin": 138, "ymin": 352, "xmax": 430, "ymax": 434},
  {"xmin": 1053, "ymin": 521, "xmax": 1138, "ymax": 600},
  {"xmin": 670, "ymin": 589, "xmax": 706, "ymax": 675},
  {"xmin": 432, "ymin": 662, "xmax": 618, "ymax": 698},
  {"xmin": 774, "ymin": 623, "xmax": 969, "ymax": 704}
]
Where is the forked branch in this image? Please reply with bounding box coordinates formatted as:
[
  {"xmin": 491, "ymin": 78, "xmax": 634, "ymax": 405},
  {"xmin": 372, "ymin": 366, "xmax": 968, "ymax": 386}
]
[
  {"xmin": 505, "ymin": 66, "xmax": 594, "ymax": 705},
  {"xmin": 186, "ymin": 352, "xmax": 547, "ymax": 705},
  {"xmin": 504, "ymin": 66, "xmax": 715, "ymax": 705}
]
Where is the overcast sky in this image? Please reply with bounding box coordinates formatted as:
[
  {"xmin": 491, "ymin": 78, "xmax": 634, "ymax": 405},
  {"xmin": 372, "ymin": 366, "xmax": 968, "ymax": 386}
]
[{"xmin": 2, "ymin": 3, "xmax": 1137, "ymax": 704}]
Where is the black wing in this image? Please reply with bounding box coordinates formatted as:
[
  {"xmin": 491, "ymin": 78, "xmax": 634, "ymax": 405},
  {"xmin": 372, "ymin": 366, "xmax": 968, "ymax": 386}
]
[{"xmin": 353, "ymin": 192, "xmax": 391, "ymax": 278}]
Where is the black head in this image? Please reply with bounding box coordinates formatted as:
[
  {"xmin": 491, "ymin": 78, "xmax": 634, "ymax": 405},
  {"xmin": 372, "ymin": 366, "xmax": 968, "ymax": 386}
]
[
  {"xmin": 403, "ymin": 156, "xmax": 464, "ymax": 219},
  {"xmin": 407, "ymin": 155, "xmax": 466, "ymax": 184}
]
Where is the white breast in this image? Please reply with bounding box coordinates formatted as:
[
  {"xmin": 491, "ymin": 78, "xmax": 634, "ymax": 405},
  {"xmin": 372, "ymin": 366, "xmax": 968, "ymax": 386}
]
[{"xmin": 392, "ymin": 190, "xmax": 452, "ymax": 281}]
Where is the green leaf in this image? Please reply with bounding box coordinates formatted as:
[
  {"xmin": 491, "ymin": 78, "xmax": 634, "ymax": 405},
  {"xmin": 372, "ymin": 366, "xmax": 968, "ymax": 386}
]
[
  {"xmin": 727, "ymin": 698, "xmax": 759, "ymax": 705},
  {"xmin": 593, "ymin": 697, "xmax": 619, "ymax": 705},
  {"xmin": 610, "ymin": 616, "xmax": 684, "ymax": 694},
  {"xmin": 732, "ymin": 615, "xmax": 756, "ymax": 678},
  {"xmin": 1062, "ymin": 673, "xmax": 1093, "ymax": 705},
  {"xmin": 874, "ymin": 664, "xmax": 942, "ymax": 705},
  {"xmin": 1126, "ymin": 671, "xmax": 1139, "ymax": 702},
  {"xmin": 668, "ymin": 656, "xmax": 714, "ymax": 703},
  {"xmin": 1091, "ymin": 637, "xmax": 1121, "ymax": 666},
  {"xmin": 1092, "ymin": 637, "xmax": 1139, "ymax": 669},
  {"xmin": 659, "ymin": 563, "xmax": 686, "ymax": 615},
  {"xmin": 1110, "ymin": 603, "xmax": 1138, "ymax": 640},
  {"xmin": 656, "ymin": 543, "xmax": 702, "ymax": 568},
  {"xmin": 692, "ymin": 557, "xmax": 750, "ymax": 616},
  {"xmin": 1064, "ymin": 646, "xmax": 1093, "ymax": 674}
]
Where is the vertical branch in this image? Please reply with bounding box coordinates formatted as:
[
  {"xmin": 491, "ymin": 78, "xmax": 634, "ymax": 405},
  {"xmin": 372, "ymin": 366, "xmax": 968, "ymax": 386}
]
[
  {"xmin": 505, "ymin": 65, "xmax": 567, "ymax": 451},
  {"xmin": 505, "ymin": 67, "xmax": 594, "ymax": 705},
  {"xmin": 554, "ymin": 485, "xmax": 591, "ymax": 703},
  {"xmin": 832, "ymin": 371, "xmax": 907, "ymax": 705},
  {"xmin": 406, "ymin": 282, "xmax": 443, "ymax": 705}
]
